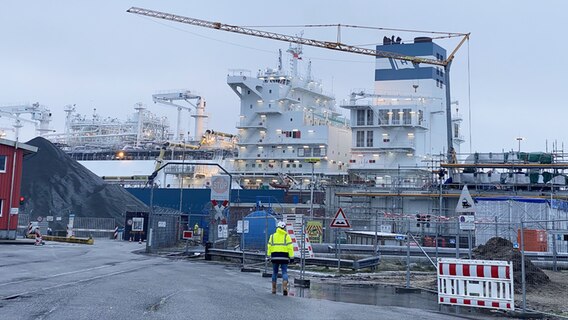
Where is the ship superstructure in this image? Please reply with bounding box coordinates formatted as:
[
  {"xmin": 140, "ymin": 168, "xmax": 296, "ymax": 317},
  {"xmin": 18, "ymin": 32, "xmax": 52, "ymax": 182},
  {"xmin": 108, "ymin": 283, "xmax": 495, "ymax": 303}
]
[
  {"xmin": 227, "ymin": 46, "xmax": 351, "ymax": 189},
  {"xmin": 341, "ymin": 37, "xmax": 464, "ymax": 188}
]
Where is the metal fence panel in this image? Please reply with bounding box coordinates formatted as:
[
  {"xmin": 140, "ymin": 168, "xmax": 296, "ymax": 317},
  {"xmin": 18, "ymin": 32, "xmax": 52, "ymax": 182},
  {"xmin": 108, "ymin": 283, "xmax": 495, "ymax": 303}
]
[
  {"xmin": 148, "ymin": 207, "xmax": 182, "ymax": 251},
  {"xmin": 73, "ymin": 217, "xmax": 116, "ymax": 238}
]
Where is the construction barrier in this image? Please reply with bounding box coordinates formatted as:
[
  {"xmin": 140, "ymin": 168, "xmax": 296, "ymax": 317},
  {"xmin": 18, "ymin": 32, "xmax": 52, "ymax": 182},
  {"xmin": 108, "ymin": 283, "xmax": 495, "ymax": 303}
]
[
  {"xmin": 286, "ymin": 222, "xmax": 314, "ymax": 258},
  {"xmin": 27, "ymin": 234, "xmax": 94, "ymax": 245},
  {"xmin": 437, "ymin": 258, "xmax": 514, "ymax": 311}
]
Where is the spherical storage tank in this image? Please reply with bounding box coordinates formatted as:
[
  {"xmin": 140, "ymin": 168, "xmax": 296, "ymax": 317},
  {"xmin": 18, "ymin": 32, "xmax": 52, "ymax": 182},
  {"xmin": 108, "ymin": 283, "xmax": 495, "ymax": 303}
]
[{"xmin": 243, "ymin": 210, "xmax": 278, "ymax": 250}]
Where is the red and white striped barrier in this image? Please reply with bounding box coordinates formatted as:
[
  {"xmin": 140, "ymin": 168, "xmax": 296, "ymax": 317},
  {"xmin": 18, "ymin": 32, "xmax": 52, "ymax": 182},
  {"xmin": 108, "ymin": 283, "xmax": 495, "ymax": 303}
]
[
  {"xmin": 34, "ymin": 228, "xmax": 43, "ymax": 246},
  {"xmin": 437, "ymin": 258, "xmax": 514, "ymax": 311},
  {"xmin": 286, "ymin": 222, "xmax": 314, "ymax": 258}
]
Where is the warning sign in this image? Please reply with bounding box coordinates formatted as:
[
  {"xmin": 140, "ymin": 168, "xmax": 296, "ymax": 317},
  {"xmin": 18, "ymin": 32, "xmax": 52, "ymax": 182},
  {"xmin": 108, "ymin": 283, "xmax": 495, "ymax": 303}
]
[
  {"xmin": 210, "ymin": 175, "xmax": 230, "ymax": 201},
  {"xmin": 456, "ymin": 185, "xmax": 476, "ymax": 213},
  {"xmin": 330, "ymin": 208, "xmax": 351, "ymax": 228}
]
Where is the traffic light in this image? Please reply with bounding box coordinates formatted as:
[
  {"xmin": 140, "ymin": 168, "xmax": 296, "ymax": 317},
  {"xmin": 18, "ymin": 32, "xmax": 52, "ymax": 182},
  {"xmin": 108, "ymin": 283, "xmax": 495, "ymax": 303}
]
[{"xmin": 19, "ymin": 196, "xmax": 25, "ymax": 205}]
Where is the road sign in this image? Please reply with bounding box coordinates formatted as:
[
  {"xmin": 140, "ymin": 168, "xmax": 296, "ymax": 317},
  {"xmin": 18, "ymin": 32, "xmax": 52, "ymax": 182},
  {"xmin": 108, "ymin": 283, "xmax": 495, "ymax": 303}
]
[
  {"xmin": 330, "ymin": 208, "xmax": 351, "ymax": 228},
  {"xmin": 210, "ymin": 175, "xmax": 230, "ymax": 201},
  {"xmin": 132, "ymin": 217, "xmax": 144, "ymax": 232},
  {"xmin": 237, "ymin": 220, "xmax": 249, "ymax": 233},
  {"xmin": 46, "ymin": 216, "xmax": 53, "ymax": 222},
  {"xmin": 456, "ymin": 185, "xmax": 476, "ymax": 213},
  {"xmin": 37, "ymin": 216, "xmax": 43, "ymax": 222},
  {"xmin": 218, "ymin": 224, "xmax": 228, "ymax": 238},
  {"xmin": 182, "ymin": 231, "xmax": 193, "ymax": 239},
  {"xmin": 459, "ymin": 215, "xmax": 475, "ymax": 230}
]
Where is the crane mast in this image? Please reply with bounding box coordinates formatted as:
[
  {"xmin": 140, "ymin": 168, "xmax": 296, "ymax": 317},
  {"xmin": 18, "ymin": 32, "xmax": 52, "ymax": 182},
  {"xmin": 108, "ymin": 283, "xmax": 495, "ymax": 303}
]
[{"xmin": 128, "ymin": 7, "xmax": 469, "ymax": 165}]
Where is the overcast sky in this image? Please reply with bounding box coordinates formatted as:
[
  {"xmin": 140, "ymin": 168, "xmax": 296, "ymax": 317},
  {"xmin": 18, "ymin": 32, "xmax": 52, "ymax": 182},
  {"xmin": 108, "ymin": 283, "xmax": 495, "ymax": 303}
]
[{"xmin": 1, "ymin": 1, "xmax": 566, "ymax": 154}]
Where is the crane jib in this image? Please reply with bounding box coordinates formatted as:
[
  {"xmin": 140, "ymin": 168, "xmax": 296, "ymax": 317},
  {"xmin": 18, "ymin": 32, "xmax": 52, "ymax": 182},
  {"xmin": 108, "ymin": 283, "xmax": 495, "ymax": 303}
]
[{"xmin": 127, "ymin": 7, "xmax": 450, "ymax": 67}]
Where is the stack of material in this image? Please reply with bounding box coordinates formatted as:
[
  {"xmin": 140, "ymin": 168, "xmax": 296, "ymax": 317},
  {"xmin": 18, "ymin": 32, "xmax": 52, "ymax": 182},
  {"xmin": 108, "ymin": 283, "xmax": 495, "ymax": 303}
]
[
  {"xmin": 21, "ymin": 137, "xmax": 148, "ymax": 228},
  {"xmin": 473, "ymin": 237, "xmax": 550, "ymax": 292}
]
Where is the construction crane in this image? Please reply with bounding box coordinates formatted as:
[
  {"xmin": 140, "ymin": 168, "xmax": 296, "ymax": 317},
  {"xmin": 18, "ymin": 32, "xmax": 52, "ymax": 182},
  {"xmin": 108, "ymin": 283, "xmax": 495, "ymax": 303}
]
[
  {"xmin": 127, "ymin": 7, "xmax": 469, "ymax": 165},
  {"xmin": 152, "ymin": 90, "xmax": 208, "ymax": 142}
]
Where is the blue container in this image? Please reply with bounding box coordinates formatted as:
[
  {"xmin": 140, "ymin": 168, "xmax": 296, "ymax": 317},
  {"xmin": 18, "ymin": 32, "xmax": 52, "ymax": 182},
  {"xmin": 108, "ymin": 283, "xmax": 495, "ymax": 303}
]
[{"xmin": 244, "ymin": 210, "xmax": 277, "ymax": 251}]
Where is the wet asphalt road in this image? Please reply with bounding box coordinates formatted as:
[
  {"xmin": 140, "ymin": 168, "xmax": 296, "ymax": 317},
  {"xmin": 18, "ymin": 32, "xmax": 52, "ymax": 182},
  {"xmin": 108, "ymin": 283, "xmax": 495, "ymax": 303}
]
[{"xmin": 0, "ymin": 240, "xmax": 472, "ymax": 320}]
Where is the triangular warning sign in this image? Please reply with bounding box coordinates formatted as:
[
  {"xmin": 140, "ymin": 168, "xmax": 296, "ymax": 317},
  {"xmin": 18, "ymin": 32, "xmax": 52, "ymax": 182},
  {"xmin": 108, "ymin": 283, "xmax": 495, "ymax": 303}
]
[
  {"xmin": 330, "ymin": 208, "xmax": 351, "ymax": 228},
  {"xmin": 456, "ymin": 185, "xmax": 476, "ymax": 213}
]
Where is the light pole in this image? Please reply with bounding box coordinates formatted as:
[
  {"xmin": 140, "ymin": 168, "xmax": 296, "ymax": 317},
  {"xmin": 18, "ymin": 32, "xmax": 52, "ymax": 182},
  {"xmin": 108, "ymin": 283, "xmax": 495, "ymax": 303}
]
[{"xmin": 516, "ymin": 137, "xmax": 524, "ymax": 153}]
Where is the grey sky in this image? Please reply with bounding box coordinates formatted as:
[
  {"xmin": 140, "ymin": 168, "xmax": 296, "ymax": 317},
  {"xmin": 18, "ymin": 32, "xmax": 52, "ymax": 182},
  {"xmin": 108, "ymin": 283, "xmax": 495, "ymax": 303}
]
[{"xmin": 1, "ymin": 1, "xmax": 565, "ymax": 154}]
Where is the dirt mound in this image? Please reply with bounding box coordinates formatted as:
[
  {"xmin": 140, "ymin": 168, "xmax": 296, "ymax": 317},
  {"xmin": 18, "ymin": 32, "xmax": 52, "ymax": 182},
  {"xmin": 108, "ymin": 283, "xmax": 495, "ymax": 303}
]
[
  {"xmin": 473, "ymin": 237, "xmax": 550, "ymax": 292},
  {"xmin": 20, "ymin": 137, "xmax": 148, "ymax": 229}
]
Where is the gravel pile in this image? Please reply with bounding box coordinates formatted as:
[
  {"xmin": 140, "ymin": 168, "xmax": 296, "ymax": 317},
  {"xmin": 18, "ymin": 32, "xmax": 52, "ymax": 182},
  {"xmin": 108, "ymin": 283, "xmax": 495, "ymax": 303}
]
[
  {"xmin": 473, "ymin": 237, "xmax": 550, "ymax": 292},
  {"xmin": 20, "ymin": 137, "xmax": 148, "ymax": 229}
]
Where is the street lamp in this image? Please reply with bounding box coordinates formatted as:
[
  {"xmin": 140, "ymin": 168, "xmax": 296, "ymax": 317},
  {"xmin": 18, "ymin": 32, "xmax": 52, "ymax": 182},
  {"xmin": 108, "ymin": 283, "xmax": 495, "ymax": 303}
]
[{"xmin": 516, "ymin": 137, "xmax": 524, "ymax": 153}]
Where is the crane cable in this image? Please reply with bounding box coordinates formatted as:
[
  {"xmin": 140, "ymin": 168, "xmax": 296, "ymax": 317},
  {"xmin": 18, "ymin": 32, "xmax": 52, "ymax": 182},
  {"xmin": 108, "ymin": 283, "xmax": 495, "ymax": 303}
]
[
  {"xmin": 467, "ymin": 37, "xmax": 472, "ymax": 154},
  {"xmin": 241, "ymin": 23, "xmax": 466, "ymax": 37},
  {"xmin": 137, "ymin": 15, "xmax": 373, "ymax": 64}
]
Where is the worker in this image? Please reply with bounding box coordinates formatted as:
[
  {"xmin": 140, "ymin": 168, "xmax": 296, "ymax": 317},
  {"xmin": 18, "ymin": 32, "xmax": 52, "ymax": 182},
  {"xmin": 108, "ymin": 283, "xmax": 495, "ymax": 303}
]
[{"xmin": 267, "ymin": 221, "xmax": 294, "ymax": 295}]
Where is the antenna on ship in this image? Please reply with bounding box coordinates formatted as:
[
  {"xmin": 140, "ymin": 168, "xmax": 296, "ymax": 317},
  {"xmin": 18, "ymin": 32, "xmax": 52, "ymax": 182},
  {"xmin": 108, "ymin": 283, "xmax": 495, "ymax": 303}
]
[
  {"xmin": 287, "ymin": 31, "xmax": 303, "ymax": 78},
  {"xmin": 278, "ymin": 49, "xmax": 283, "ymax": 72}
]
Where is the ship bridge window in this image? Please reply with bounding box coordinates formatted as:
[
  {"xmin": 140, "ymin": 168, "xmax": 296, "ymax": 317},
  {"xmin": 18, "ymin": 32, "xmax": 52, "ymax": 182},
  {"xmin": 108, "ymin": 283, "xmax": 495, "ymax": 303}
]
[
  {"xmin": 356, "ymin": 131, "xmax": 365, "ymax": 147},
  {"xmin": 378, "ymin": 110, "xmax": 389, "ymax": 125},
  {"xmin": 0, "ymin": 155, "xmax": 6, "ymax": 172},
  {"xmin": 391, "ymin": 109, "xmax": 400, "ymax": 125},
  {"xmin": 366, "ymin": 110, "xmax": 374, "ymax": 125},
  {"xmin": 403, "ymin": 109, "xmax": 411, "ymax": 125},
  {"xmin": 366, "ymin": 131, "xmax": 374, "ymax": 147},
  {"xmin": 356, "ymin": 110, "xmax": 365, "ymax": 126}
]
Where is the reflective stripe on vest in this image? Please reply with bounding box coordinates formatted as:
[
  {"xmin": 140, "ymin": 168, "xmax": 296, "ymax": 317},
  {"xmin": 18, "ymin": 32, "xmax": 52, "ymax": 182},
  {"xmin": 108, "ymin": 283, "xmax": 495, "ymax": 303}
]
[{"xmin": 270, "ymin": 234, "xmax": 291, "ymax": 246}]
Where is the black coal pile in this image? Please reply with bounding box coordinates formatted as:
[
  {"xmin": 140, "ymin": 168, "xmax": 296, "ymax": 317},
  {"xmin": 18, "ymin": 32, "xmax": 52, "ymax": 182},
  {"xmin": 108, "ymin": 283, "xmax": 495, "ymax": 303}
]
[
  {"xmin": 473, "ymin": 237, "xmax": 550, "ymax": 292},
  {"xmin": 21, "ymin": 137, "xmax": 148, "ymax": 228}
]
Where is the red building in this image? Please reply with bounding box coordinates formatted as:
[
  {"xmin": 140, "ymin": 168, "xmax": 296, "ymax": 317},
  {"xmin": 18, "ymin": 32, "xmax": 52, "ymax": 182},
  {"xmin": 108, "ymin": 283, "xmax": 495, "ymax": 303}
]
[{"xmin": 0, "ymin": 138, "xmax": 37, "ymax": 240}]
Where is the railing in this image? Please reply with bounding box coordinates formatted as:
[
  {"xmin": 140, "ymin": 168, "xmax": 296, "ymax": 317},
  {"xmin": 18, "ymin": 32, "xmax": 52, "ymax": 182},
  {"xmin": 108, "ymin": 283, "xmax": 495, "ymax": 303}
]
[{"xmin": 205, "ymin": 248, "xmax": 380, "ymax": 270}]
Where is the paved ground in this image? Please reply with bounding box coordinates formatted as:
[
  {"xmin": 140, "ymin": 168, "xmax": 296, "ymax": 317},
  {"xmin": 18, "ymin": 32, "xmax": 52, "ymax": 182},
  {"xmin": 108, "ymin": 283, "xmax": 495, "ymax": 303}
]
[{"xmin": 0, "ymin": 239, "xmax": 484, "ymax": 320}]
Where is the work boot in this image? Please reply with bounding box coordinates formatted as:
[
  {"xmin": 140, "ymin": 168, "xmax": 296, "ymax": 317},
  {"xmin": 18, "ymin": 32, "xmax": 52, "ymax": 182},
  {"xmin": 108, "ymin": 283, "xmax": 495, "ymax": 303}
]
[
  {"xmin": 282, "ymin": 280, "xmax": 288, "ymax": 296},
  {"xmin": 271, "ymin": 282, "xmax": 277, "ymax": 294}
]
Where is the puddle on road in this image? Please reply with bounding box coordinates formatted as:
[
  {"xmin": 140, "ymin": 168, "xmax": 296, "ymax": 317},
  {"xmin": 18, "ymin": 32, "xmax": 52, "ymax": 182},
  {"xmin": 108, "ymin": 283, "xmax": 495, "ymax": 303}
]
[{"xmin": 289, "ymin": 283, "xmax": 439, "ymax": 311}]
